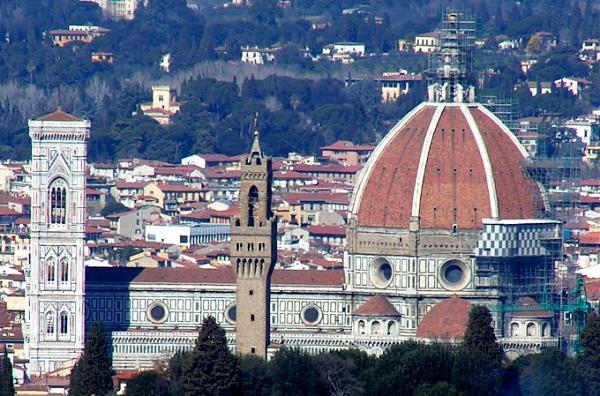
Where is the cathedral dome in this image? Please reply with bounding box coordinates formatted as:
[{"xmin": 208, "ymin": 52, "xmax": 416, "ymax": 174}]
[{"xmin": 351, "ymin": 102, "xmax": 541, "ymax": 230}]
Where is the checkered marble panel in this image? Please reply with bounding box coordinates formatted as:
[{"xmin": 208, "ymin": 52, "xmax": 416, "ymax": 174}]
[{"xmin": 474, "ymin": 221, "xmax": 561, "ymax": 257}]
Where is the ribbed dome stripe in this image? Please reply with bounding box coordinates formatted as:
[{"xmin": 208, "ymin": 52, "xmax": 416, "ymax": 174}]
[
  {"xmin": 460, "ymin": 105, "xmax": 499, "ymax": 218},
  {"xmin": 349, "ymin": 102, "xmax": 427, "ymax": 216},
  {"xmin": 411, "ymin": 105, "xmax": 444, "ymax": 218}
]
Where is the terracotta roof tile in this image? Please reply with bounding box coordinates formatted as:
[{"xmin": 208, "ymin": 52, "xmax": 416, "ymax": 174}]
[
  {"xmin": 36, "ymin": 109, "xmax": 81, "ymax": 122},
  {"xmin": 86, "ymin": 267, "xmax": 344, "ymax": 287},
  {"xmin": 511, "ymin": 297, "xmax": 553, "ymax": 318},
  {"xmin": 353, "ymin": 295, "xmax": 400, "ymax": 316},
  {"xmin": 416, "ymin": 296, "xmax": 471, "ymax": 340}
]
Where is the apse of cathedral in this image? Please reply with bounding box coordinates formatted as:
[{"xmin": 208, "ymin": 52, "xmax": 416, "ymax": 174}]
[{"xmin": 25, "ymin": 12, "xmax": 563, "ymax": 373}]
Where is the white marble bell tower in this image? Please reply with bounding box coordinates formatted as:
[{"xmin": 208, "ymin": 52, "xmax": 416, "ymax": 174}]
[{"xmin": 25, "ymin": 109, "xmax": 89, "ymax": 375}]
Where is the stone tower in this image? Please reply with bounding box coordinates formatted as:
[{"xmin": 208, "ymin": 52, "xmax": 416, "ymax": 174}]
[
  {"xmin": 26, "ymin": 109, "xmax": 89, "ymax": 374},
  {"xmin": 231, "ymin": 120, "xmax": 277, "ymax": 358}
]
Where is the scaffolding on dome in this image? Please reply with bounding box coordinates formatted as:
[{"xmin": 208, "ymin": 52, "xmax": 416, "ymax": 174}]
[
  {"xmin": 480, "ymin": 95, "xmax": 519, "ymax": 132},
  {"xmin": 427, "ymin": 11, "xmax": 476, "ymax": 103}
]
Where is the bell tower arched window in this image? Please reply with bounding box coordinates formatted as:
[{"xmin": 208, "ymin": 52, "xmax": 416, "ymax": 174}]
[
  {"xmin": 59, "ymin": 258, "xmax": 69, "ymax": 283},
  {"xmin": 59, "ymin": 312, "xmax": 69, "ymax": 335},
  {"xmin": 247, "ymin": 186, "xmax": 259, "ymax": 226},
  {"xmin": 46, "ymin": 258, "xmax": 56, "ymax": 283},
  {"xmin": 46, "ymin": 312, "xmax": 55, "ymax": 335},
  {"xmin": 49, "ymin": 178, "xmax": 68, "ymax": 224}
]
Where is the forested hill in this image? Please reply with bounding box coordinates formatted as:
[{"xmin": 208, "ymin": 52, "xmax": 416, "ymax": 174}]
[{"xmin": 0, "ymin": 0, "xmax": 598, "ymax": 161}]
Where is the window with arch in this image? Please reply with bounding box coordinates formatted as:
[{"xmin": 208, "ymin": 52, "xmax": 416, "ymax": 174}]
[
  {"xmin": 59, "ymin": 312, "xmax": 69, "ymax": 335},
  {"xmin": 46, "ymin": 312, "xmax": 55, "ymax": 335},
  {"xmin": 526, "ymin": 323, "xmax": 537, "ymax": 336},
  {"xmin": 371, "ymin": 320, "xmax": 382, "ymax": 335},
  {"xmin": 46, "ymin": 258, "xmax": 56, "ymax": 282},
  {"xmin": 59, "ymin": 258, "xmax": 69, "ymax": 283},
  {"xmin": 542, "ymin": 323, "xmax": 550, "ymax": 337},
  {"xmin": 60, "ymin": 257, "xmax": 69, "ymax": 283},
  {"xmin": 387, "ymin": 321, "xmax": 397, "ymax": 335},
  {"xmin": 358, "ymin": 320, "xmax": 366, "ymax": 335},
  {"xmin": 511, "ymin": 322, "xmax": 520, "ymax": 337},
  {"xmin": 247, "ymin": 186, "xmax": 259, "ymax": 226},
  {"xmin": 49, "ymin": 178, "xmax": 68, "ymax": 224}
]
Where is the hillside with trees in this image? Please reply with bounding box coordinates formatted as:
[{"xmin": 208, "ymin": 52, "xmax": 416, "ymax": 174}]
[{"xmin": 0, "ymin": 0, "xmax": 598, "ymax": 161}]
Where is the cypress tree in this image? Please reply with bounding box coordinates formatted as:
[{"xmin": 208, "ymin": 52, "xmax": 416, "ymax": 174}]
[
  {"xmin": 181, "ymin": 316, "xmax": 240, "ymax": 396},
  {"xmin": 69, "ymin": 322, "xmax": 113, "ymax": 396},
  {"xmin": 463, "ymin": 305, "xmax": 504, "ymax": 366}
]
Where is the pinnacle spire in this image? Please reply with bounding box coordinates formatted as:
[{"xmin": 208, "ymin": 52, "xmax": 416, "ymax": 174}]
[{"xmin": 250, "ymin": 112, "xmax": 263, "ymax": 159}]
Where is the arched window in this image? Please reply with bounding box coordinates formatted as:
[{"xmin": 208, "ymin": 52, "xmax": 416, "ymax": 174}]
[
  {"xmin": 49, "ymin": 178, "xmax": 68, "ymax": 224},
  {"xmin": 542, "ymin": 323, "xmax": 550, "ymax": 337},
  {"xmin": 371, "ymin": 320, "xmax": 381, "ymax": 335},
  {"xmin": 59, "ymin": 312, "xmax": 69, "ymax": 335},
  {"xmin": 247, "ymin": 186, "xmax": 259, "ymax": 226},
  {"xmin": 59, "ymin": 258, "xmax": 69, "ymax": 283},
  {"xmin": 511, "ymin": 322, "xmax": 520, "ymax": 337},
  {"xmin": 46, "ymin": 258, "xmax": 56, "ymax": 282},
  {"xmin": 358, "ymin": 320, "xmax": 365, "ymax": 335},
  {"xmin": 387, "ymin": 321, "xmax": 397, "ymax": 335},
  {"xmin": 526, "ymin": 323, "xmax": 537, "ymax": 337},
  {"xmin": 46, "ymin": 312, "xmax": 55, "ymax": 335}
]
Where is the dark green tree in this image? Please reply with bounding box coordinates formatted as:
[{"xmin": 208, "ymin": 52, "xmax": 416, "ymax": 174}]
[
  {"xmin": 269, "ymin": 349, "xmax": 323, "ymax": 396},
  {"xmin": 69, "ymin": 322, "xmax": 113, "ymax": 396},
  {"xmin": 0, "ymin": 347, "xmax": 14, "ymax": 396},
  {"xmin": 463, "ymin": 305, "xmax": 504, "ymax": 366},
  {"xmin": 517, "ymin": 349, "xmax": 586, "ymax": 396},
  {"xmin": 167, "ymin": 350, "xmax": 188, "ymax": 396},
  {"xmin": 414, "ymin": 382, "xmax": 462, "ymax": 396},
  {"xmin": 181, "ymin": 316, "xmax": 240, "ymax": 396},
  {"xmin": 578, "ymin": 313, "xmax": 600, "ymax": 394},
  {"xmin": 239, "ymin": 355, "xmax": 271, "ymax": 396},
  {"xmin": 125, "ymin": 371, "xmax": 169, "ymax": 396}
]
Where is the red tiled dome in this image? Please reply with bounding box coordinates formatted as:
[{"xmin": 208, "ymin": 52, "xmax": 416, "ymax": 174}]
[
  {"xmin": 353, "ymin": 295, "xmax": 400, "ymax": 317},
  {"xmin": 512, "ymin": 297, "xmax": 553, "ymax": 318},
  {"xmin": 351, "ymin": 102, "xmax": 541, "ymax": 229},
  {"xmin": 416, "ymin": 296, "xmax": 471, "ymax": 340}
]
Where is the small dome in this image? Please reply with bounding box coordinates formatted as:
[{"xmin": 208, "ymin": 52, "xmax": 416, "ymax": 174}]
[
  {"xmin": 351, "ymin": 102, "xmax": 542, "ymax": 230},
  {"xmin": 512, "ymin": 297, "xmax": 553, "ymax": 318},
  {"xmin": 416, "ymin": 296, "xmax": 471, "ymax": 340},
  {"xmin": 353, "ymin": 295, "xmax": 400, "ymax": 317}
]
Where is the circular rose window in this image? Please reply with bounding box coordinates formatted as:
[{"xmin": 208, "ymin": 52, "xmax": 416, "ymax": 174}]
[
  {"xmin": 301, "ymin": 305, "xmax": 322, "ymax": 325},
  {"xmin": 225, "ymin": 304, "xmax": 237, "ymax": 324},
  {"xmin": 370, "ymin": 257, "xmax": 393, "ymax": 288},
  {"xmin": 439, "ymin": 259, "xmax": 469, "ymax": 291},
  {"xmin": 147, "ymin": 302, "xmax": 168, "ymax": 324}
]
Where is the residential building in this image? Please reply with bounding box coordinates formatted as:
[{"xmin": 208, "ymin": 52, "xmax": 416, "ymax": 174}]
[
  {"xmin": 320, "ymin": 140, "xmax": 375, "ymax": 167},
  {"xmin": 376, "ymin": 72, "xmax": 424, "ymax": 102},
  {"xmin": 145, "ymin": 223, "xmax": 230, "ymax": 248},
  {"xmin": 91, "ymin": 52, "xmax": 114, "ymax": 63},
  {"xmin": 564, "ymin": 118, "xmax": 600, "ymax": 145},
  {"xmin": 143, "ymin": 182, "xmax": 204, "ymax": 215},
  {"xmin": 47, "ymin": 25, "xmax": 109, "ymax": 47},
  {"xmin": 554, "ymin": 77, "xmax": 592, "ymax": 97},
  {"xmin": 413, "ymin": 32, "xmax": 439, "ymax": 53},
  {"xmin": 322, "ymin": 42, "xmax": 365, "ymax": 62},
  {"xmin": 527, "ymin": 82, "xmax": 552, "ymax": 96},
  {"xmin": 86, "ymin": 0, "xmax": 138, "ymax": 20},
  {"xmin": 241, "ymin": 46, "xmax": 277, "ymax": 64}
]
